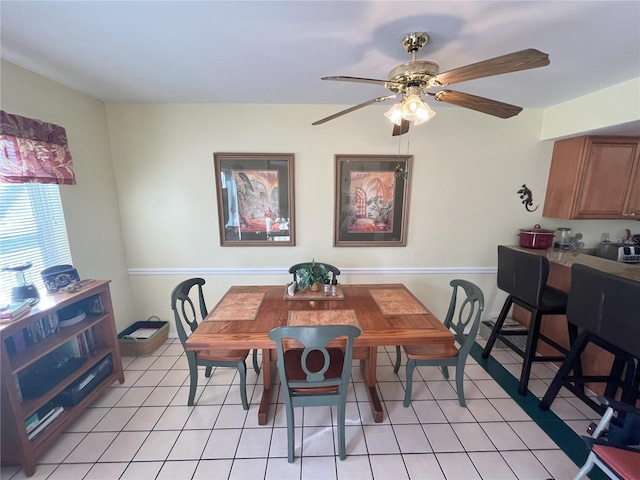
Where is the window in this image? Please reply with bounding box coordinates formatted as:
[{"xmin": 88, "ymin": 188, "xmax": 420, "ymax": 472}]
[{"xmin": 0, "ymin": 183, "xmax": 72, "ymax": 303}]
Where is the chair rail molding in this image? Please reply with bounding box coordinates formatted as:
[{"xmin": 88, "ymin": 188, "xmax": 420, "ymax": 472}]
[{"xmin": 128, "ymin": 267, "xmax": 497, "ymax": 276}]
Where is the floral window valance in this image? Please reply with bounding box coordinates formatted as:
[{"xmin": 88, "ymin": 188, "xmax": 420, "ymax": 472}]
[{"xmin": 0, "ymin": 110, "xmax": 76, "ymax": 185}]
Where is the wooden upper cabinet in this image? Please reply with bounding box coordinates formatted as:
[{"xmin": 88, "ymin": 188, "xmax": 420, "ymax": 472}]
[{"xmin": 543, "ymin": 136, "xmax": 640, "ymax": 219}]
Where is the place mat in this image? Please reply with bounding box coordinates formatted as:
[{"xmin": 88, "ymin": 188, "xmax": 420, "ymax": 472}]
[
  {"xmin": 287, "ymin": 309, "xmax": 360, "ymax": 328},
  {"xmin": 368, "ymin": 289, "xmax": 429, "ymax": 315},
  {"xmin": 206, "ymin": 292, "xmax": 265, "ymax": 321},
  {"xmin": 284, "ymin": 285, "xmax": 345, "ymax": 301}
]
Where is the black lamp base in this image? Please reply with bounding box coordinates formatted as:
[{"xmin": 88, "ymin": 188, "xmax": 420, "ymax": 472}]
[{"xmin": 12, "ymin": 284, "xmax": 40, "ymax": 304}]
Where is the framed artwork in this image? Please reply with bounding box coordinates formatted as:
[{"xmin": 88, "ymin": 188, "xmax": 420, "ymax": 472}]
[
  {"xmin": 214, "ymin": 153, "xmax": 295, "ymax": 246},
  {"xmin": 334, "ymin": 154, "xmax": 412, "ymax": 247}
]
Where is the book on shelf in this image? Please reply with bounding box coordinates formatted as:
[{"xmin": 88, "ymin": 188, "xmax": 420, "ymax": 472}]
[
  {"xmin": 25, "ymin": 404, "xmax": 57, "ymax": 434},
  {"xmin": 0, "ymin": 300, "xmax": 32, "ymax": 323},
  {"xmin": 19, "ymin": 314, "xmax": 61, "ymax": 346},
  {"xmin": 27, "ymin": 405, "xmax": 64, "ymax": 441}
]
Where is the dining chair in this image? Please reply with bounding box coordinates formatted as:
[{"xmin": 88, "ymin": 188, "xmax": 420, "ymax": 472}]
[
  {"xmin": 573, "ymin": 396, "xmax": 640, "ymax": 480},
  {"xmin": 540, "ymin": 264, "xmax": 640, "ymax": 413},
  {"xmin": 288, "ymin": 261, "xmax": 340, "ymax": 283},
  {"xmin": 481, "ymin": 245, "xmax": 579, "ymax": 395},
  {"xmin": 394, "ymin": 279, "xmax": 484, "ymax": 407},
  {"xmin": 170, "ymin": 277, "xmax": 260, "ymax": 409},
  {"xmin": 268, "ymin": 324, "xmax": 361, "ymax": 463}
]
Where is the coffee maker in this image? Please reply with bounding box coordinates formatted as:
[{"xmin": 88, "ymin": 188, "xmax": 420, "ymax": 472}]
[{"xmin": 1, "ymin": 262, "xmax": 40, "ymax": 304}]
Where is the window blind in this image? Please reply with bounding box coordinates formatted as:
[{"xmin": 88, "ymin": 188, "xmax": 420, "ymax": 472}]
[{"xmin": 0, "ymin": 183, "xmax": 72, "ymax": 302}]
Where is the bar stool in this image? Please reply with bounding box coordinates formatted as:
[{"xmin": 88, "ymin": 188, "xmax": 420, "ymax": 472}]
[
  {"xmin": 482, "ymin": 246, "xmax": 580, "ymax": 395},
  {"xmin": 540, "ymin": 264, "xmax": 640, "ymax": 414}
]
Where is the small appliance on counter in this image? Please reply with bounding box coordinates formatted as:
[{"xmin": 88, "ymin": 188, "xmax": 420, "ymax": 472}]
[
  {"xmin": 616, "ymin": 245, "xmax": 640, "ymax": 264},
  {"xmin": 518, "ymin": 224, "xmax": 555, "ymax": 249},
  {"xmin": 594, "ymin": 242, "xmax": 640, "ymax": 264},
  {"xmin": 554, "ymin": 227, "xmax": 572, "ymax": 249}
]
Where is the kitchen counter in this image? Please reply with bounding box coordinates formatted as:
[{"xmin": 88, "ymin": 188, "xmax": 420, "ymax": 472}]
[
  {"xmin": 508, "ymin": 245, "xmax": 640, "ymax": 282},
  {"xmin": 504, "ymin": 245, "xmax": 639, "ymax": 398}
]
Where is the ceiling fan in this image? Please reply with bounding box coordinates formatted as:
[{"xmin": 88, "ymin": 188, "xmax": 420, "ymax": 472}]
[{"xmin": 312, "ymin": 32, "xmax": 550, "ymax": 136}]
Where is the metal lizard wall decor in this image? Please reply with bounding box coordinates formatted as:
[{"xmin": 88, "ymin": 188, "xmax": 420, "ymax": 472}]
[{"xmin": 518, "ymin": 184, "xmax": 539, "ymax": 212}]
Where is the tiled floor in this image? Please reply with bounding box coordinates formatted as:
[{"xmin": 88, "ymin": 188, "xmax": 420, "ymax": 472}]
[{"xmin": 1, "ymin": 335, "xmax": 603, "ymax": 480}]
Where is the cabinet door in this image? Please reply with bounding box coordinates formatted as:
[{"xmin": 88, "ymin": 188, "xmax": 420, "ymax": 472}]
[
  {"xmin": 574, "ymin": 140, "xmax": 639, "ymax": 219},
  {"xmin": 624, "ymin": 155, "xmax": 640, "ymax": 218}
]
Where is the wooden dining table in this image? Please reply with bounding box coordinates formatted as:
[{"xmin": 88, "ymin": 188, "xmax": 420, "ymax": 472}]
[{"xmin": 185, "ymin": 283, "xmax": 454, "ymax": 425}]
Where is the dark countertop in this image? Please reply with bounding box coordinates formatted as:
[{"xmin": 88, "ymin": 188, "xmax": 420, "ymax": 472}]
[{"xmin": 507, "ymin": 245, "xmax": 640, "ymax": 282}]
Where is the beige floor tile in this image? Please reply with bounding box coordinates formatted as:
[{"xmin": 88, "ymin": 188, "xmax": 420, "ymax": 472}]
[{"xmin": 436, "ymin": 452, "xmax": 482, "ymax": 479}]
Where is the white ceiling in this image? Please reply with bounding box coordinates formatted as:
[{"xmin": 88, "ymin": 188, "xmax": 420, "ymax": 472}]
[{"xmin": 1, "ymin": 1, "xmax": 639, "ymax": 130}]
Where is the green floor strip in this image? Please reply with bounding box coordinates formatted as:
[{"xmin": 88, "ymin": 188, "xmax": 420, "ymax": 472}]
[{"xmin": 470, "ymin": 342, "xmax": 607, "ymax": 480}]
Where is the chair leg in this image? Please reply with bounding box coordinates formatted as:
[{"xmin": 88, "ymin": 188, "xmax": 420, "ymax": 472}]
[
  {"xmin": 455, "ymin": 362, "xmax": 466, "ymax": 407},
  {"xmin": 604, "ymin": 355, "xmax": 627, "ymax": 399},
  {"xmin": 540, "ymin": 330, "xmax": 590, "ymax": 410},
  {"xmin": 567, "ymin": 323, "xmax": 584, "ymax": 395},
  {"xmin": 285, "ymin": 404, "xmax": 295, "ymax": 463},
  {"xmin": 519, "ymin": 309, "xmax": 542, "ymax": 395},
  {"xmin": 573, "ymin": 451, "xmax": 596, "ymax": 480},
  {"xmin": 393, "ymin": 346, "xmax": 402, "ymax": 374},
  {"xmin": 620, "ymin": 357, "xmax": 639, "ymax": 406},
  {"xmin": 482, "ymin": 296, "xmax": 513, "ymax": 358},
  {"xmin": 187, "ymin": 355, "xmax": 198, "ymax": 407},
  {"xmin": 337, "ymin": 401, "xmax": 347, "ymax": 460},
  {"xmin": 440, "ymin": 366, "xmax": 450, "ymax": 379},
  {"xmin": 238, "ymin": 361, "xmax": 249, "ymax": 410},
  {"xmin": 252, "ymin": 349, "xmax": 261, "ymax": 375},
  {"xmin": 403, "ymin": 359, "xmax": 416, "ymax": 407},
  {"xmin": 204, "ymin": 366, "xmax": 213, "ymax": 377}
]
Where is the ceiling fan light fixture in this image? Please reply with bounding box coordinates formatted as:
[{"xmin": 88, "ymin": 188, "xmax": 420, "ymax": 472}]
[
  {"xmin": 384, "ymin": 103, "xmax": 403, "ymax": 126},
  {"xmin": 412, "ymin": 100, "xmax": 436, "ymax": 125},
  {"xmin": 396, "ymin": 93, "xmax": 435, "ymax": 125},
  {"xmin": 402, "ymin": 93, "xmax": 423, "ymax": 117}
]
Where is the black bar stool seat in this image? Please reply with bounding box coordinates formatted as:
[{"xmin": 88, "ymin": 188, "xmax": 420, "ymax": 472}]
[
  {"xmin": 482, "ymin": 246, "xmax": 580, "ymax": 395},
  {"xmin": 540, "ymin": 264, "xmax": 640, "ymax": 414}
]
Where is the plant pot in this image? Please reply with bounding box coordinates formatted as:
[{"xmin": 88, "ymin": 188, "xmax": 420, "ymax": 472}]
[{"xmin": 309, "ymin": 282, "xmax": 322, "ymax": 292}]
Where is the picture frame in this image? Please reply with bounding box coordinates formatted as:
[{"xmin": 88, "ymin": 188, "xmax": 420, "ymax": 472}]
[
  {"xmin": 214, "ymin": 152, "xmax": 295, "ymax": 246},
  {"xmin": 334, "ymin": 154, "xmax": 412, "ymax": 247}
]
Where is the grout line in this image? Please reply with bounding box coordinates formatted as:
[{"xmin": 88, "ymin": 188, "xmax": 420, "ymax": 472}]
[{"xmin": 469, "ymin": 342, "xmax": 598, "ymax": 474}]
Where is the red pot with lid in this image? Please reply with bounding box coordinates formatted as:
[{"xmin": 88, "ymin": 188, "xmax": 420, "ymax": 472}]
[{"xmin": 518, "ymin": 224, "xmax": 555, "ymax": 249}]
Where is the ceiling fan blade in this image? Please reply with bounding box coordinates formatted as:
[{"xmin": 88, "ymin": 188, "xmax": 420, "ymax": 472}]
[
  {"xmin": 433, "ymin": 90, "xmax": 523, "ymax": 118},
  {"xmin": 436, "ymin": 49, "xmax": 550, "ymax": 86},
  {"xmin": 392, "ymin": 119, "xmax": 410, "ymax": 136},
  {"xmin": 322, "ymin": 76, "xmax": 403, "ymax": 89},
  {"xmin": 312, "ymin": 95, "xmax": 397, "ymax": 126}
]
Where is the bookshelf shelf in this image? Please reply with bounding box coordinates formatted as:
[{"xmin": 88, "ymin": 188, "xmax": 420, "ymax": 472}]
[{"xmin": 0, "ymin": 281, "xmax": 124, "ymax": 477}]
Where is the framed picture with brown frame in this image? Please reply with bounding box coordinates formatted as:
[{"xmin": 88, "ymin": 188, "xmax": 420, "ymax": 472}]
[
  {"xmin": 214, "ymin": 152, "xmax": 295, "ymax": 246},
  {"xmin": 334, "ymin": 154, "xmax": 412, "ymax": 247}
]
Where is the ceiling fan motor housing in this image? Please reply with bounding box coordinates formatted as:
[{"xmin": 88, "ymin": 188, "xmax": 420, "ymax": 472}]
[{"xmin": 388, "ymin": 61, "xmax": 441, "ymax": 93}]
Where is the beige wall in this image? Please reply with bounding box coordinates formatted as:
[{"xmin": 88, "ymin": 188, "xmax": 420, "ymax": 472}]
[
  {"xmin": 1, "ymin": 60, "xmax": 135, "ymax": 327},
  {"xmin": 104, "ymin": 101, "xmax": 637, "ymax": 329},
  {"xmin": 541, "ymin": 79, "xmax": 640, "ymax": 140},
  {"xmin": 2, "ymin": 58, "xmax": 638, "ymax": 333}
]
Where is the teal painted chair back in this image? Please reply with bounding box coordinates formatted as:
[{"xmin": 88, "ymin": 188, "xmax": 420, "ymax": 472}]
[
  {"xmin": 395, "ymin": 279, "xmax": 484, "ymax": 407},
  {"xmin": 444, "ymin": 279, "xmax": 485, "ymax": 361},
  {"xmin": 288, "ymin": 262, "xmax": 340, "ymax": 283},
  {"xmin": 171, "ymin": 278, "xmax": 259, "ymax": 408},
  {"xmin": 171, "ymin": 278, "xmax": 208, "ymax": 346},
  {"xmin": 268, "ymin": 324, "xmax": 361, "ymax": 462}
]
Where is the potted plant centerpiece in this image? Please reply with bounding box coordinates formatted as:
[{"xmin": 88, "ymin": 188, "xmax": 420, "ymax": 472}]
[{"xmin": 295, "ymin": 260, "xmax": 329, "ymax": 292}]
